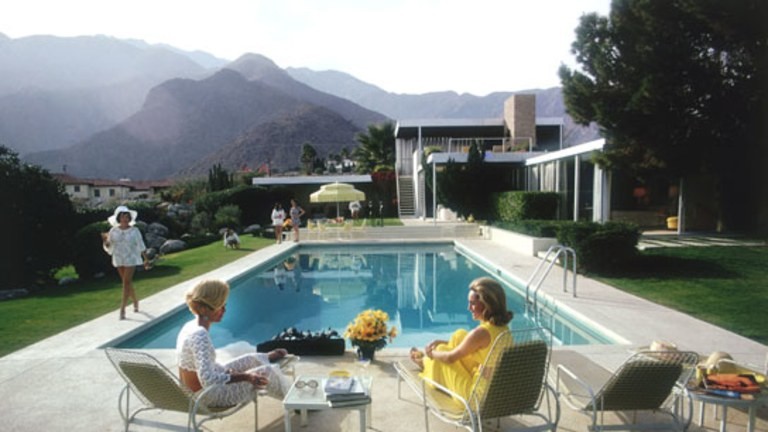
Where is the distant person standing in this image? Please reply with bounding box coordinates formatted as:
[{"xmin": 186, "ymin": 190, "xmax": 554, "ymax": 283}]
[
  {"xmin": 102, "ymin": 205, "xmax": 149, "ymax": 320},
  {"xmin": 349, "ymin": 200, "xmax": 361, "ymax": 220},
  {"xmin": 271, "ymin": 203, "xmax": 286, "ymax": 244},
  {"xmin": 289, "ymin": 199, "xmax": 305, "ymax": 242}
]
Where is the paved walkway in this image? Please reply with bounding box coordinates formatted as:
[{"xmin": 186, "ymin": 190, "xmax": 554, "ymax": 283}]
[
  {"xmin": 638, "ymin": 230, "xmax": 766, "ymax": 250},
  {"xmin": 0, "ymin": 222, "xmax": 766, "ymax": 431}
]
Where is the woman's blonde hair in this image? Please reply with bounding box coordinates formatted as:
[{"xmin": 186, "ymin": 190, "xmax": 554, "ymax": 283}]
[
  {"xmin": 186, "ymin": 280, "xmax": 229, "ymax": 315},
  {"xmin": 470, "ymin": 277, "xmax": 513, "ymax": 325}
]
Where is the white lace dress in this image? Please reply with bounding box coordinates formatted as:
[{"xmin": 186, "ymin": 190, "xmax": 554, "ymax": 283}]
[
  {"xmin": 103, "ymin": 226, "xmax": 145, "ymax": 267},
  {"xmin": 176, "ymin": 319, "xmax": 290, "ymax": 407}
]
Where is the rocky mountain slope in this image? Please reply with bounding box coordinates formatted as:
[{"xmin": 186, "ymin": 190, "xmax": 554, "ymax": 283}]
[
  {"xmin": 0, "ymin": 33, "xmax": 211, "ymax": 154},
  {"xmin": 25, "ymin": 65, "xmax": 381, "ymax": 180}
]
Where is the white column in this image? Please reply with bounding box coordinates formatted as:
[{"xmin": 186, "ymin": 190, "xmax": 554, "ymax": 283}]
[
  {"xmin": 573, "ymin": 156, "xmax": 580, "ymax": 221},
  {"xmin": 433, "ymin": 159, "xmax": 437, "ymax": 226}
]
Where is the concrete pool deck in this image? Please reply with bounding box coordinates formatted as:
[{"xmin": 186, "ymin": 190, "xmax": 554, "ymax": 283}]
[{"xmin": 1, "ymin": 223, "xmax": 766, "ymax": 431}]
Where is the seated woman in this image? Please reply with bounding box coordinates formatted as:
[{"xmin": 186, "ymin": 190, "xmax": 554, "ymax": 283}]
[
  {"xmin": 176, "ymin": 279, "xmax": 292, "ymax": 407},
  {"xmin": 222, "ymin": 228, "xmax": 240, "ymax": 249},
  {"xmin": 410, "ymin": 277, "xmax": 513, "ymax": 401}
]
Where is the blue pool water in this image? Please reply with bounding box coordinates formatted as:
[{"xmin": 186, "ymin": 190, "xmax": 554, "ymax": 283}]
[{"xmin": 115, "ymin": 243, "xmax": 614, "ymax": 350}]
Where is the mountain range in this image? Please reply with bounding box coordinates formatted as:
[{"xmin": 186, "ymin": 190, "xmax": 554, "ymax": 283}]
[{"xmin": 1, "ymin": 33, "xmax": 599, "ymax": 180}]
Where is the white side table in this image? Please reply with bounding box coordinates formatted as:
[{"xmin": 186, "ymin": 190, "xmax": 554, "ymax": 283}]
[
  {"xmin": 687, "ymin": 389, "xmax": 766, "ymax": 432},
  {"xmin": 282, "ymin": 375, "xmax": 372, "ymax": 432}
]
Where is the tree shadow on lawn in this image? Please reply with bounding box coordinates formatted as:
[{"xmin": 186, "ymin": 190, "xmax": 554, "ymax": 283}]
[{"xmin": 594, "ymin": 253, "xmax": 738, "ymax": 279}]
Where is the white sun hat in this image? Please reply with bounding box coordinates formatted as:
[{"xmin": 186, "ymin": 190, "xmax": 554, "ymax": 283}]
[{"xmin": 107, "ymin": 205, "xmax": 138, "ymax": 227}]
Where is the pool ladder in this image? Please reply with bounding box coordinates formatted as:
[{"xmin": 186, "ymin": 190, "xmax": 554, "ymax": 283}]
[{"xmin": 525, "ymin": 244, "xmax": 577, "ymax": 314}]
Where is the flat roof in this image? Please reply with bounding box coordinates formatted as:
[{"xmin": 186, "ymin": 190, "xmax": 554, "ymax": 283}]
[
  {"xmin": 525, "ymin": 139, "xmax": 605, "ymax": 166},
  {"xmin": 252, "ymin": 175, "xmax": 372, "ymax": 186},
  {"xmin": 395, "ymin": 117, "xmax": 563, "ymax": 140}
]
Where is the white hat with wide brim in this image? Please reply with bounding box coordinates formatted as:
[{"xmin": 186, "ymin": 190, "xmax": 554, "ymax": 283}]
[{"xmin": 107, "ymin": 205, "xmax": 138, "ymax": 227}]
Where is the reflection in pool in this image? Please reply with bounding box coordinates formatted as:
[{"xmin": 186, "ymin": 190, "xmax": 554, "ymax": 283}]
[{"xmin": 115, "ymin": 243, "xmax": 614, "ymax": 350}]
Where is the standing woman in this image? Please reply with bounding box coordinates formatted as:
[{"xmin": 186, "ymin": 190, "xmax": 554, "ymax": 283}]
[
  {"xmin": 289, "ymin": 199, "xmax": 306, "ymax": 243},
  {"xmin": 270, "ymin": 202, "xmax": 286, "ymax": 244},
  {"xmin": 102, "ymin": 205, "xmax": 149, "ymax": 320}
]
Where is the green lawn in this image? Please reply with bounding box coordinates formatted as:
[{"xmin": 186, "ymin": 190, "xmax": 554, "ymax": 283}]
[
  {"xmin": 595, "ymin": 246, "xmax": 768, "ymax": 345},
  {"xmin": 1, "ymin": 234, "xmax": 764, "ymax": 359},
  {"xmin": 0, "ymin": 235, "xmax": 274, "ymax": 358}
]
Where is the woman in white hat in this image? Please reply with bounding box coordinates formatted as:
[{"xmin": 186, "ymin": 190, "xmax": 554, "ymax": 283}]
[{"xmin": 101, "ymin": 205, "xmax": 149, "ymax": 320}]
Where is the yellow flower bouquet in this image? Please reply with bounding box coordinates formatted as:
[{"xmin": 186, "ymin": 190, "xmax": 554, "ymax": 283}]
[{"xmin": 343, "ymin": 309, "xmax": 397, "ymax": 356}]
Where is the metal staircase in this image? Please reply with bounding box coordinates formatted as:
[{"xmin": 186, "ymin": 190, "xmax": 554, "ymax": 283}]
[
  {"xmin": 397, "ymin": 176, "xmax": 415, "ymax": 217},
  {"xmin": 525, "ymin": 244, "xmax": 577, "ymax": 314}
]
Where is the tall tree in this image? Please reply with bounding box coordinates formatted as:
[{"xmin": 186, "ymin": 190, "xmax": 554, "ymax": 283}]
[
  {"xmin": 207, "ymin": 164, "xmax": 233, "ymax": 192},
  {"xmin": 353, "ymin": 122, "xmax": 396, "ymax": 174},
  {"xmin": 300, "ymin": 142, "xmax": 317, "ymax": 175},
  {"xmin": 559, "ymin": 0, "xmax": 768, "ymax": 233},
  {"xmin": 0, "ymin": 146, "xmax": 76, "ymax": 288}
]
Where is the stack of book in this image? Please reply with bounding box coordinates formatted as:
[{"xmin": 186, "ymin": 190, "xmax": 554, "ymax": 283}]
[{"xmin": 323, "ymin": 377, "xmax": 371, "ymax": 407}]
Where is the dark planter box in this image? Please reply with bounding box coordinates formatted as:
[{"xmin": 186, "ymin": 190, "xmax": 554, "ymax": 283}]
[{"xmin": 257, "ymin": 338, "xmax": 346, "ymax": 356}]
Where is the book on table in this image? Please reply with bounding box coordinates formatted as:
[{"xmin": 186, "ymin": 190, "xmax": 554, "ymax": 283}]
[{"xmin": 324, "ymin": 377, "xmax": 369, "ymax": 404}]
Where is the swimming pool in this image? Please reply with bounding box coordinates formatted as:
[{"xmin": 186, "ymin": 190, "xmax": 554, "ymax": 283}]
[{"xmin": 114, "ymin": 243, "xmax": 615, "ymax": 350}]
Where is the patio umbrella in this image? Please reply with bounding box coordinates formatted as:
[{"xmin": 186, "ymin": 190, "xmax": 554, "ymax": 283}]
[{"xmin": 309, "ymin": 182, "xmax": 366, "ymax": 218}]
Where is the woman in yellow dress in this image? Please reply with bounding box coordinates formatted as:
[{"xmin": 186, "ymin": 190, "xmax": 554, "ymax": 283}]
[{"xmin": 410, "ymin": 277, "xmax": 513, "ymax": 401}]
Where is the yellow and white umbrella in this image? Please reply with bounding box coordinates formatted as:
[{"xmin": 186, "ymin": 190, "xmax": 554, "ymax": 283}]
[{"xmin": 309, "ymin": 182, "xmax": 366, "ymax": 218}]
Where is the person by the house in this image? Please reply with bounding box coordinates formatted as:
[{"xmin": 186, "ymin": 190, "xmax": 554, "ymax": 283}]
[
  {"xmin": 270, "ymin": 202, "xmax": 286, "ymax": 244},
  {"xmin": 289, "ymin": 199, "xmax": 305, "ymax": 242},
  {"xmin": 349, "ymin": 200, "xmax": 361, "ymax": 220}
]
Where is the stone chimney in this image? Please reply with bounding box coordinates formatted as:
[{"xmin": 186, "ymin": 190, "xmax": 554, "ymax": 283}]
[{"xmin": 504, "ymin": 94, "xmax": 536, "ymax": 150}]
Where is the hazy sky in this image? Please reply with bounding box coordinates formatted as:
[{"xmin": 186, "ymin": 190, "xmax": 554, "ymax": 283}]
[{"xmin": 0, "ymin": 0, "xmax": 611, "ymax": 96}]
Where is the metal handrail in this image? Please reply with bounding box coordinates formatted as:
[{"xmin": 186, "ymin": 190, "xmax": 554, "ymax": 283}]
[{"xmin": 525, "ymin": 245, "xmax": 577, "ymax": 313}]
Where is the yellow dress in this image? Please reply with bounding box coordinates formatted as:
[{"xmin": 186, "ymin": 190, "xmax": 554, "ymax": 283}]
[{"xmin": 420, "ymin": 321, "xmax": 510, "ymax": 401}]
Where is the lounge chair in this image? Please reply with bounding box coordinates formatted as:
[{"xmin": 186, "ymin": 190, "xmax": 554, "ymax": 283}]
[
  {"xmin": 305, "ymin": 220, "xmax": 317, "ymax": 240},
  {"xmin": 353, "ymin": 218, "xmax": 368, "ymax": 238},
  {"xmin": 554, "ymin": 349, "xmax": 699, "ymax": 431},
  {"xmin": 105, "ymin": 348, "xmax": 298, "ymax": 432},
  {"xmin": 394, "ymin": 327, "xmax": 560, "ymax": 432}
]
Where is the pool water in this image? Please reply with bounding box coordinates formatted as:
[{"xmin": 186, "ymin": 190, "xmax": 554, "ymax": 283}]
[{"xmin": 115, "ymin": 243, "xmax": 614, "ymax": 350}]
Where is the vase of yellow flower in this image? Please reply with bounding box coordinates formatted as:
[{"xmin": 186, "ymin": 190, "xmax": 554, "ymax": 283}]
[{"xmin": 343, "ymin": 309, "xmax": 397, "ymax": 361}]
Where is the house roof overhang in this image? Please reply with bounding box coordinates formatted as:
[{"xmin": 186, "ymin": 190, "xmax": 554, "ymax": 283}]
[
  {"xmin": 395, "ymin": 118, "xmax": 505, "ymax": 140},
  {"xmin": 252, "ymin": 175, "xmax": 372, "ymax": 186},
  {"xmin": 525, "ymin": 139, "xmax": 606, "ymax": 166}
]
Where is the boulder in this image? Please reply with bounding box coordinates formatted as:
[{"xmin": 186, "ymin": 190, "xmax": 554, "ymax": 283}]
[
  {"xmin": 144, "ymin": 232, "xmax": 167, "ymax": 250},
  {"xmin": 243, "ymin": 224, "xmax": 262, "ymax": 235},
  {"xmin": 147, "ymin": 222, "xmax": 170, "ymax": 237},
  {"xmin": 160, "ymin": 239, "xmax": 186, "ymax": 255}
]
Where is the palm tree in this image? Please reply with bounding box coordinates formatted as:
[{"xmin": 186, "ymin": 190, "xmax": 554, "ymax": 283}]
[
  {"xmin": 352, "ymin": 122, "xmax": 396, "ymax": 174},
  {"xmin": 300, "ymin": 142, "xmax": 317, "ymax": 175}
]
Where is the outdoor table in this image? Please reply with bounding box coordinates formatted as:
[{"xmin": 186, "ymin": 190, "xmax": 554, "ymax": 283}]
[
  {"xmin": 282, "ymin": 375, "xmax": 372, "ymax": 432},
  {"xmin": 686, "ymin": 388, "xmax": 766, "ymax": 432}
]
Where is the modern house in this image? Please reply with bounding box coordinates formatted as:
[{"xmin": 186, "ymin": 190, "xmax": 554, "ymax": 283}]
[{"xmin": 394, "ymin": 94, "xmax": 680, "ymax": 229}]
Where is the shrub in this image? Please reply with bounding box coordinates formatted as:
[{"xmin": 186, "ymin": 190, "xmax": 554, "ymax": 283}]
[
  {"xmin": 1, "ymin": 146, "xmax": 77, "ymax": 288},
  {"xmin": 72, "ymin": 221, "xmax": 113, "ymax": 279},
  {"xmin": 556, "ymin": 221, "xmax": 640, "ymax": 274},
  {"xmin": 493, "ymin": 191, "xmax": 559, "ymax": 221},
  {"xmin": 214, "ymin": 204, "xmax": 242, "ymax": 230}
]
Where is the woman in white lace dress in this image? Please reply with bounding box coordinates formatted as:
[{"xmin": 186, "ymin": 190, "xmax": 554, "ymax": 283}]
[
  {"xmin": 176, "ymin": 279, "xmax": 292, "ymax": 407},
  {"xmin": 101, "ymin": 205, "xmax": 149, "ymax": 320}
]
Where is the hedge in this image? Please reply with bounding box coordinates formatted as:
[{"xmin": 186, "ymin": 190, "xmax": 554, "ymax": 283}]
[
  {"xmin": 493, "ymin": 191, "xmax": 559, "ymax": 221},
  {"xmin": 556, "ymin": 221, "xmax": 640, "ymax": 274}
]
